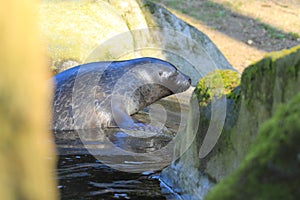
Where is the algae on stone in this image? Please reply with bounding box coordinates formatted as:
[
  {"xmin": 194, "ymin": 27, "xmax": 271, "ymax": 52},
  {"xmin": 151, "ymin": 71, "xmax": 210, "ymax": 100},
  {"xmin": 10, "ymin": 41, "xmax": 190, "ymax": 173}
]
[
  {"xmin": 205, "ymin": 92, "xmax": 300, "ymax": 200},
  {"xmin": 198, "ymin": 45, "xmax": 300, "ymax": 182},
  {"xmin": 195, "ymin": 70, "xmax": 241, "ymax": 106},
  {"xmin": 161, "ymin": 69, "xmax": 241, "ymax": 199},
  {"xmin": 161, "ymin": 45, "xmax": 300, "ymax": 199}
]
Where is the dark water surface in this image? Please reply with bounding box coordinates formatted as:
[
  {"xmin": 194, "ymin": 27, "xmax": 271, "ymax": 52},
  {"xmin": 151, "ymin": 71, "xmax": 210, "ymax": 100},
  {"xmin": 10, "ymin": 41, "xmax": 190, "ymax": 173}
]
[
  {"xmin": 57, "ymin": 154, "xmax": 177, "ymax": 200},
  {"xmin": 55, "ymin": 127, "xmax": 181, "ymax": 200},
  {"xmin": 55, "ymin": 95, "xmax": 192, "ymax": 199}
]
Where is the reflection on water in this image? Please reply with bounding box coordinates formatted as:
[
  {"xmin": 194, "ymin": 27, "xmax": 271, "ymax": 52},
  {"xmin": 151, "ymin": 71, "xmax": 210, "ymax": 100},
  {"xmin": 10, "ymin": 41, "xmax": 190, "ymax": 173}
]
[
  {"xmin": 55, "ymin": 128, "xmax": 182, "ymax": 199},
  {"xmin": 57, "ymin": 154, "xmax": 178, "ymax": 200},
  {"xmin": 54, "ymin": 128, "xmax": 176, "ymax": 173},
  {"xmin": 106, "ymin": 130, "xmax": 172, "ymax": 153}
]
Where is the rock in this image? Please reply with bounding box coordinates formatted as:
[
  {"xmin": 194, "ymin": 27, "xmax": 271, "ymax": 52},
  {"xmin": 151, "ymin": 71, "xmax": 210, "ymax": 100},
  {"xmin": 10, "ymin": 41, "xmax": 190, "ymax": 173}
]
[
  {"xmin": 161, "ymin": 69, "xmax": 241, "ymax": 200},
  {"xmin": 39, "ymin": 0, "xmax": 129, "ymax": 72},
  {"xmin": 205, "ymin": 92, "xmax": 300, "ymax": 200},
  {"xmin": 161, "ymin": 45, "xmax": 300, "ymax": 199},
  {"xmin": 247, "ymin": 39, "xmax": 253, "ymax": 45},
  {"xmin": 39, "ymin": 0, "xmax": 234, "ymax": 84}
]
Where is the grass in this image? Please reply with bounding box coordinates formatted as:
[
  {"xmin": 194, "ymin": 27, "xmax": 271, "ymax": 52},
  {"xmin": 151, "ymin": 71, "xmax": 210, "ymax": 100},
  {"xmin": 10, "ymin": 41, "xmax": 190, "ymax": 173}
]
[
  {"xmin": 259, "ymin": 23, "xmax": 299, "ymax": 40},
  {"xmin": 288, "ymin": 32, "xmax": 300, "ymax": 40},
  {"xmin": 152, "ymin": 0, "xmax": 299, "ymax": 41},
  {"xmin": 153, "ymin": 0, "xmax": 231, "ymax": 24}
]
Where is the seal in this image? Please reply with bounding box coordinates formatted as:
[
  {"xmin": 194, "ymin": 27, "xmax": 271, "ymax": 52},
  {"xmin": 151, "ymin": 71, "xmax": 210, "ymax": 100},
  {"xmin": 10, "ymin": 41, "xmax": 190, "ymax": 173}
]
[{"xmin": 52, "ymin": 57, "xmax": 191, "ymax": 130}]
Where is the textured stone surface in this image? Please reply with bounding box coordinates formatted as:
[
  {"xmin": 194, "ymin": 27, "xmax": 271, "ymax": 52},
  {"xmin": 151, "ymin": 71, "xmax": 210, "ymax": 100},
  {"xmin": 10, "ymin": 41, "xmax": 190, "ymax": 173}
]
[
  {"xmin": 39, "ymin": 0, "xmax": 233, "ymax": 84},
  {"xmin": 206, "ymin": 92, "xmax": 300, "ymax": 200},
  {"xmin": 161, "ymin": 45, "xmax": 300, "ymax": 199},
  {"xmin": 39, "ymin": 0, "xmax": 130, "ymax": 72}
]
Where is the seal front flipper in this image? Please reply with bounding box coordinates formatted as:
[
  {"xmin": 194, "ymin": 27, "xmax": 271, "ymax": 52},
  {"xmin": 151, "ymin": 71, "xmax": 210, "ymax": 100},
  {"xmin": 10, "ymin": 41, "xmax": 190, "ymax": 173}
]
[
  {"xmin": 110, "ymin": 104, "xmax": 136, "ymax": 129},
  {"xmin": 111, "ymin": 104, "xmax": 169, "ymax": 135},
  {"xmin": 127, "ymin": 123, "xmax": 171, "ymax": 138}
]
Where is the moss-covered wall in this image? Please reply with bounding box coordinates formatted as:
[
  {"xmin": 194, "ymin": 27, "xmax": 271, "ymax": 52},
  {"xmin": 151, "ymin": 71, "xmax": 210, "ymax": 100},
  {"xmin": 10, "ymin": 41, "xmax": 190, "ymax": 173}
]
[
  {"xmin": 161, "ymin": 45, "xmax": 300, "ymax": 199},
  {"xmin": 0, "ymin": 0, "xmax": 57, "ymax": 199},
  {"xmin": 196, "ymin": 45, "xmax": 300, "ymax": 182},
  {"xmin": 205, "ymin": 92, "xmax": 300, "ymax": 200},
  {"xmin": 161, "ymin": 69, "xmax": 241, "ymax": 199},
  {"xmin": 233, "ymin": 44, "xmax": 300, "ymax": 166}
]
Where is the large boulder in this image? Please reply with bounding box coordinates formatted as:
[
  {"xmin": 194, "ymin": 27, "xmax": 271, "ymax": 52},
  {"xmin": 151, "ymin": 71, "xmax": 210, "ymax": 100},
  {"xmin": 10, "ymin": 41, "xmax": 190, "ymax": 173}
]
[
  {"xmin": 161, "ymin": 45, "xmax": 300, "ymax": 199},
  {"xmin": 39, "ymin": 0, "xmax": 233, "ymax": 83},
  {"xmin": 39, "ymin": 0, "xmax": 129, "ymax": 73}
]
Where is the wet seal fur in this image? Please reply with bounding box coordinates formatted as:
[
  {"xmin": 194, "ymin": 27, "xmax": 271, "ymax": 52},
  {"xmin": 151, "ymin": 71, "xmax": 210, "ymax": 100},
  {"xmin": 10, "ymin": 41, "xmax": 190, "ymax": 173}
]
[{"xmin": 52, "ymin": 57, "xmax": 191, "ymax": 130}]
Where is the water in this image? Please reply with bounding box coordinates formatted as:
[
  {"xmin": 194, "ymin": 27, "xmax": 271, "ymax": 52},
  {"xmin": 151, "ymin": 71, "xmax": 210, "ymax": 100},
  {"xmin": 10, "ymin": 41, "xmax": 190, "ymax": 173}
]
[
  {"xmin": 55, "ymin": 128, "xmax": 182, "ymax": 199},
  {"xmin": 55, "ymin": 124, "xmax": 179, "ymax": 199},
  {"xmin": 57, "ymin": 154, "xmax": 172, "ymax": 200},
  {"xmin": 54, "ymin": 90, "xmax": 192, "ymax": 199}
]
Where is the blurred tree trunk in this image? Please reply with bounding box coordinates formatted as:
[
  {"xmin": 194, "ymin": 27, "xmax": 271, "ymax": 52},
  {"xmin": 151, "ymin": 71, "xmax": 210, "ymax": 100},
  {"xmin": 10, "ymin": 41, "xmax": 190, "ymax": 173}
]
[{"xmin": 0, "ymin": 0, "xmax": 57, "ymax": 199}]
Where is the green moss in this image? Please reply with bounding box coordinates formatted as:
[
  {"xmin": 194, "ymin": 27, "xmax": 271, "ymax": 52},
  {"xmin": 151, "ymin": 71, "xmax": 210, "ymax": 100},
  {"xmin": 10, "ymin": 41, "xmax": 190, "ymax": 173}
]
[
  {"xmin": 288, "ymin": 32, "xmax": 300, "ymax": 40},
  {"xmin": 205, "ymin": 92, "xmax": 300, "ymax": 200},
  {"xmin": 226, "ymin": 86, "xmax": 241, "ymax": 103},
  {"xmin": 270, "ymin": 45, "xmax": 300, "ymax": 61},
  {"xmin": 195, "ymin": 70, "xmax": 241, "ymax": 106},
  {"xmin": 241, "ymin": 45, "xmax": 300, "ymax": 111}
]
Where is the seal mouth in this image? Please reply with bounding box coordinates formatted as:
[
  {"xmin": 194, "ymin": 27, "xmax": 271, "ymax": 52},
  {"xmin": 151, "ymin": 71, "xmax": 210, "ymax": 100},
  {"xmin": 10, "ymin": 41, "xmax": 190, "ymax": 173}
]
[
  {"xmin": 177, "ymin": 83, "xmax": 190, "ymax": 93},
  {"xmin": 187, "ymin": 76, "xmax": 192, "ymax": 85},
  {"xmin": 174, "ymin": 76, "xmax": 191, "ymax": 93}
]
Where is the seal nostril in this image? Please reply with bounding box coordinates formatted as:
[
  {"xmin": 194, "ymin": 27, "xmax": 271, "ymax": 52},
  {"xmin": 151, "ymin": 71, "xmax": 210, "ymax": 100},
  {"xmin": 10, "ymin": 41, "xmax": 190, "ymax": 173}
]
[{"xmin": 183, "ymin": 74, "xmax": 191, "ymax": 85}]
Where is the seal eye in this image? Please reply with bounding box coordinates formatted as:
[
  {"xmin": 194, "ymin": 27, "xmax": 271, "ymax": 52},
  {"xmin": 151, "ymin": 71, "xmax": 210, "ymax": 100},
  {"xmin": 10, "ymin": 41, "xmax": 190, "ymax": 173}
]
[{"xmin": 159, "ymin": 71, "xmax": 163, "ymax": 76}]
